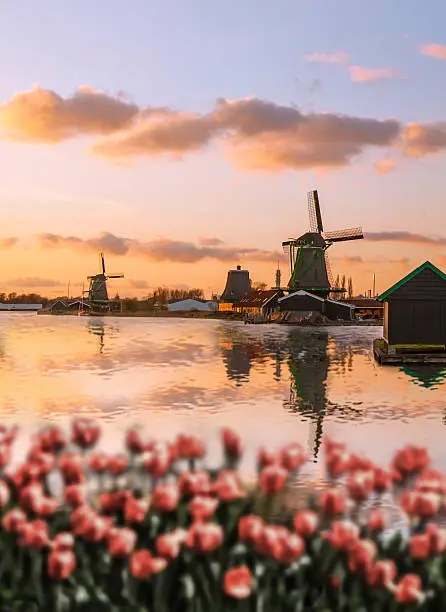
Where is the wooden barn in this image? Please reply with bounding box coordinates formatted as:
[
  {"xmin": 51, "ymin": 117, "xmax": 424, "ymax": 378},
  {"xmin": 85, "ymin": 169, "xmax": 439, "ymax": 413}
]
[
  {"xmin": 278, "ymin": 290, "xmax": 325, "ymax": 313},
  {"xmin": 235, "ymin": 290, "xmax": 283, "ymax": 316},
  {"xmin": 378, "ymin": 261, "xmax": 446, "ymax": 353}
]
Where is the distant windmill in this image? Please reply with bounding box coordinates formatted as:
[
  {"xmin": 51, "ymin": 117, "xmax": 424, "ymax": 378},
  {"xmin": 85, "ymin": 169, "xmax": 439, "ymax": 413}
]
[
  {"xmin": 85, "ymin": 252, "xmax": 124, "ymax": 310},
  {"xmin": 282, "ymin": 190, "xmax": 363, "ymax": 297}
]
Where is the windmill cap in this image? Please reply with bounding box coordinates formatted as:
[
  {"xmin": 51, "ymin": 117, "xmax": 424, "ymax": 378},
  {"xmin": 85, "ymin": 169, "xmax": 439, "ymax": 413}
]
[{"xmin": 236, "ymin": 265, "xmax": 241, "ymax": 270}]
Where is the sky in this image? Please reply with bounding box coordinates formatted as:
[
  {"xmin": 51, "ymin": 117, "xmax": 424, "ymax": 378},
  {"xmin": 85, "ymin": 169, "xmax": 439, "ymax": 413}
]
[{"xmin": 1, "ymin": 0, "xmax": 446, "ymax": 298}]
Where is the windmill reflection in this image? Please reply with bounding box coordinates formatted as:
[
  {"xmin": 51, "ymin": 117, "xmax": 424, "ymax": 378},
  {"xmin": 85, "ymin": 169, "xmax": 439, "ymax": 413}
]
[
  {"xmin": 87, "ymin": 320, "xmax": 106, "ymax": 354},
  {"xmin": 285, "ymin": 330, "xmax": 329, "ymax": 462},
  {"xmin": 218, "ymin": 326, "xmax": 329, "ymax": 461}
]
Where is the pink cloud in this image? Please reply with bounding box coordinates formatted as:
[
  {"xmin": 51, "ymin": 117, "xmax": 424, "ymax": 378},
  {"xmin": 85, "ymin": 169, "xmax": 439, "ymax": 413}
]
[
  {"xmin": 305, "ymin": 51, "xmax": 348, "ymax": 64},
  {"xmin": 420, "ymin": 43, "xmax": 446, "ymax": 60},
  {"xmin": 374, "ymin": 157, "xmax": 399, "ymax": 174},
  {"xmin": 348, "ymin": 66, "xmax": 400, "ymax": 83}
]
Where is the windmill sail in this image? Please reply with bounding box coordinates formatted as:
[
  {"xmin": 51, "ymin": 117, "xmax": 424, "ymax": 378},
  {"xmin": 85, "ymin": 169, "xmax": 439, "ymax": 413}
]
[
  {"xmin": 323, "ymin": 227, "xmax": 363, "ymax": 242},
  {"xmin": 308, "ymin": 190, "xmax": 324, "ymax": 233}
]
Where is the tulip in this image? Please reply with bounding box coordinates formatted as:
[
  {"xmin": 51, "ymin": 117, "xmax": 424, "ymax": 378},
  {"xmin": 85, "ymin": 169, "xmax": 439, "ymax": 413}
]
[
  {"xmin": 426, "ymin": 523, "xmax": 446, "ymax": 555},
  {"xmin": 280, "ymin": 443, "xmax": 306, "ymax": 472},
  {"xmin": 107, "ymin": 454, "xmax": 128, "ymax": 476},
  {"xmin": 238, "ymin": 515, "xmax": 264, "ymax": 545},
  {"xmin": 223, "ymin": 566, "xmax": 253, "ymax": 599},
  {"xmin": 188, "ymin": 495, "xmax": 218, "ymax": 521},
  {"xmin": 130, "ymin": 549, "xmax": 167, "ymax": 580},
  {"xmin": 221, "ymin": 429, "xmax": 243, "ymax": 461},
  {"xmin": 156, "ymin": 529, "xmax": 187, "ymax": 561},
  {"xmin": 124, "ymin": 495, "xmax": 149, "ymax": 524},
  {"xmin": 52, "ymin": 532, "xmax": 75, "ymax": 551},
  {"xmin": 72, "ymin": 418, "xmax": 100, "ymax": 449},
  {"xmin": 256, "ymin": 525, "xmax": 289, "ymax": 559},
  {"xmin": 347, "ymin": 470, "xmax": 374, "ymax": 502},
  {"xmin": 152, "ymin": 483, "xmax": 180, "ymax": 513},
  {"xmin": 326, "ymin": 450, "xmax": 351, "ymax": 479},
  {"xmin": 126, "ymin": 429, "xmax": 146, "ymax": 454},
  {"xmin": 0, "ymin": 480, "xmax": 10, "ymax": 508},
  {"xmin": 185, "ymin": 522, "xmax": 223, "ymax": 554},
  {"xmin": 373, "ymin": 467, "xmax": 393, "ymax": 493},
  {"xmin": 367, "ymin": 560, "xmax": 397, "ymax": 588},
  {"xmin": 213, "ymin": 471, "xmax": 246, "ymax": 501},
  {"xmin": 320, "ymin": 488, "xmax": 347, "ymax": 517},
  {"xmin": 259, "ymin": 464, "xmax": 288, "ymax": 495},
  {"xmin": 368, "ymin": 508, "xmax": 386, "ymax": 532},
  {"xmin": 409, "ymin": 534, "xmax": 431, "ymax": 559},
  {"xmin": 58, "ymin": 453, "xmax": 84, "ymax": 484},
  {"xmin": 395, "ymin": 574, "xmax": 424, "ymax": 604},
  {"xmin": 400, "ymin": 490, "xmax": 440, "ymax": 519},
  {"xmin": 178, "ymin": 471, "xmax": 211, "ymax": 497},
  {"xmin": 88, "ymin": 452, "xmax": 109, "ymax": 473},
  {"xmin": 3, "ymin": 507, "xmax": 27, "ymax": 533},
  {"xmin": 257, "ymin": 447, "xmax": 278, "ymax": 468},
  {"xmin": 323, "ymin": 520, "xmax": 360, "ymax": 552},
  {"xmin": 293, "ymin": 510, "xmax": 319, "ymax": 538},
  {"xmin": 38, "ymin": 426, "xmax": 67, "ymax": 453},
  {"xmin": 48, "ymin": 549, "xmax": 76, "ymax": 580},
  {"xmin": 177, "ymin": 434, "xmax": 205, "ymax": 460},
  {"xmin": 348, "ymin": 539, "xmax": 377, "ymax": 573},
  {"xmin": 107, "ymin": 527, "xmax": 137, "ymax": 557},
  {"xmin": 64, "ymin": 484, "xmax": 87, "ymax": 509},
  {"xmin": 20, "ymin": 519, "xmax": 49, "ymax": 549}
]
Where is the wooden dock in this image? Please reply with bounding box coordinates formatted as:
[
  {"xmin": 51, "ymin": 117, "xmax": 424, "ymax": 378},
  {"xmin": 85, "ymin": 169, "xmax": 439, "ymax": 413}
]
[{"xmin": 373, "ymin": 338, "xmax": 446, "ymax": 365}]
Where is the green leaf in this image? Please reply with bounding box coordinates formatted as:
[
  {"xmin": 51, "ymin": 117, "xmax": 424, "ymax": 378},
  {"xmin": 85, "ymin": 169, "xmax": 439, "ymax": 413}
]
[{"xmin": 181, "ymin": 574, "xmax": 195, "ymax": 601}]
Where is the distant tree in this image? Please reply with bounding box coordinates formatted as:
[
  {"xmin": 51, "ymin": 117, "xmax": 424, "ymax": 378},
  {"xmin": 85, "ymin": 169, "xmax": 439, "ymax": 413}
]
[
  {"xmin": 347, "ymin": 277, "xmax": 353, "ymax": 299},
  {"xmin": 340, "ymin": 275, "xmax": 346, "ymax": 299}
]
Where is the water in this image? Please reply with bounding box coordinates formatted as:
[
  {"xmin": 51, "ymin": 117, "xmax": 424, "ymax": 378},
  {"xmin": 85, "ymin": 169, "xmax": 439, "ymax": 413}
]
[{"xmin": 0, "ymin": 313, "xmax": 445, "ymax": 488}]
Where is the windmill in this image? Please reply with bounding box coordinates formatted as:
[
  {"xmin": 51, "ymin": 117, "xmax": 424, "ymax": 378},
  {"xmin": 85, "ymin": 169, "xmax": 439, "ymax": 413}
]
[
  {"xmin": 85, "ymin": 252, "xmax": 124, "ymax": 310},
  {"xmin": 282, "ymin": 190, "xmax": 363, "ymax": 298}
]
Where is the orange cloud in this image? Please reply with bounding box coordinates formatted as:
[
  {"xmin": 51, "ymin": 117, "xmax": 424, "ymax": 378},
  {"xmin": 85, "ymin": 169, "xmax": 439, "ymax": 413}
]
[
  {"xmin": 366, "ymin": 231, "xmax": 446, "ymax": 246},
  {"xmin": 32, "ymin": 232, "xmax": 286, "ymax": 264},
  {"xmin": 305, "ymin": 51, "xmax": 348, "ymax": 64},
  {"xmin": 348, "ymin": 66, "xmax": 400, "ymax": 82},
  {"xmin": 374, "ymin": 157, "xmax": 399, "ymax": 174},
  {"xmin": 6, "ymin": 277, "xmax": 62, "ymax": 289},
  {"xmin": 0, "ymin": 85, "xmax": 139, "ymax": 143},
  {"xmin": 420, "ymin": 43, "xmax": 446, "ymax": 60},
  {"xmin": 400, "ymin": 122, "xmax": 446, "ymax": 157}
]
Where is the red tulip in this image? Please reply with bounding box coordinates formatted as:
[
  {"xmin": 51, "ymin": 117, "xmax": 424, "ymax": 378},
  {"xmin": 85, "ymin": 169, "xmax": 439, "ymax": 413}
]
[
  {"xmin": 20, "ymin": 519, "xmax": 49, "ymax": 549},
  {"xmin": 179, "ymin": 471, "xmax": 211, "ymax": 497},
  {"xmin": 275, "ymin": 532, "xmax": 305, "ymax": 564},
  {"xmin": 348, "ymin": 454, "xmax": 374, "ymax": 472},
  {"xmin": 415, "ymin": 469, "xmax": 446, "ymax": 494},
  {"xmin": 367, "ymin": 560, "xmax": 397, "ymax": 588},
  {"xmin": 99, "ymin": 491, "xmax": 129, "ymax": 514},
  {"xmin": 258, "ymin": 447, "xmax": 278, "ymax": 468},
  {"xmin": 224, "ymin": 566, "xmax": 253, "ymax": 599},
  {"xmin": 156, "ymin": 529, "xmax": 187, "ymax": 561},
  {"xmin": 108, "ymin": 454, "xmax": 128, "ymax": 476},
  {"xmin": 11, "ymin": 463, "xmax": 42, "ymax": 489},
  {"xmin": 48, "ymin": 549, "xmax": 76, "ymax": 580},
  {"xmin": 152, "ymin": 483, "xmax": 180, "ymax": 513},
  {"xmin": 52, "ymin": 532, "xmax": 75, "ymax": 551},
  {"xmin": 280, "ymin": 443, "xmax": 306, "ymax": 472},
  {"xmin": 130, "ymin": 549, "xmax": 167, "ymax": 580},
  {"xmin": 259, "ymin": 464, "xmax": 288, "ymax": 495},
  {"xmin": 126, "ymin": 429, "xmax": 145, "ymax": 454},
  {"xmin": 0, "ymin": 444, "xmax": 12, "ymax": 469},
  {"xmin": 409, "ymin": 534, "xmax": 431, "ymax": 559},
  {"xmin": 213, "ymin": 471, "xmax": 246, "ymax": 502},
  {"xmin": 38, "ymin": 426, "xmax": 67, "ymax": 453},
  {"xmin": 19, "ymin": 483, "xmax": 45, "ymax": 514},
  {"xmin": 348, "ymin": 539, "xmax": 377, "ymax": 573},
  {"xmin": 64, "ymin": 484, "xmax": 87, "ymax": 509},
  {"xmin": 185, "ymin": 521, "xmax": 223, "ymax": 554},
  {"xmin": 326, "ymin": 449, "xmax": 351, "ymax": 479},
  {"xmin": 238, "ymin": 515, "xmax": 264, "ymax": 545},
  {"xmin": 38, "ymin": 497, "xmax": 59, "ymax": 517},
  {"xmin": 400, "ymin": 490, "xmax": 440, "ymax": 519},
  {"xmin": 293, "ymin": 510, "xmax": 319, "ymax": 538},
  {"xmin": 393, "ymin": 446, "xmax": 430, "ymax": 477},
  {"xmin": 368, "ymin": 508, "xmax": 386, "ymax": 532},
  {"xmin": 72, "ymin": 418, "xmax": 100, "ymax": 449},
  {"xmin": 124, "ymin": 496, "xmax": 149, "ymax": 524},
  {"xmin": 3, "ymin": 507, "xmax": 27, "ymax": 533},
  {"xmin": 177, "ymin": 434, "xmax": 205, "ymax": 460},
  {"xmin": 74, "ymin": 512, "xmax": 112, "ymax": 543},
  {"xmin": 0, "ymin": 480, "xmax": 10, "ymax": 508},
  {"xmin": 221, "ymin": 429, "xmax": 243, "ymax": 460},
  {"xmin": 323, "ymin": 438, "xmax": 346, "ymax": 455},
  {"xmin": 27, "ymin": 448, "xmax": 55, "ymax": 474},
  {"xmin": 320, "ymin": 488, "xmax": 347, "ymax": 517},
  {"xmin": 256, "ymin": 525, "xmax": 289, "ymax": 558},
  {"xmin": 426, "ymin": 523, "xmax": 446, "ymax": 555},
  {"xmin": 107, "ymin": 527, "xmax": 137, "ymax": 557},
  {"xmin": 347, "ymin": 470, "xmax": 374, "ymax": 502},
  {"xmin": 323, "ymin": 520, "xmax": 360, "ymax": 552},
  {"xmin": 189, "ymin": 496, "xmax": 218, "ymax": 521},
  {"xmin": 58, "ymin": 453, "xmax": 84, "ymax": 484},
  {"xmin": 395, "ymin": 574, "xmax": 424, "ymax": 604},
  {"xmin": 373, "ymin": 467, "xmax": 393, "ymax": 493},
  {"xmin": 88, "ymin": 452, "xmax": 109, "ymax": 473},
  {"xmin": 142, "ymin": 447, "xmax": 171, "ymax": 478}
]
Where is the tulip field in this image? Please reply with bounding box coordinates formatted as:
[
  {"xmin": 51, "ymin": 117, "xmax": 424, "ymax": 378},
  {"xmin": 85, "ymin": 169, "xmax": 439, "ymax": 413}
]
[{"xmin": 0, "ymin": 420, "xmax": 444, "ymax": 610}]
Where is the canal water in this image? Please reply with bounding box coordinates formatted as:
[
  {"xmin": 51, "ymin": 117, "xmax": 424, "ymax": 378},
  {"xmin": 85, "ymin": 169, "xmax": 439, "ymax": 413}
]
[{"xmin": 0, "ymin": 313, "xmax": 445, "ymax": 486}]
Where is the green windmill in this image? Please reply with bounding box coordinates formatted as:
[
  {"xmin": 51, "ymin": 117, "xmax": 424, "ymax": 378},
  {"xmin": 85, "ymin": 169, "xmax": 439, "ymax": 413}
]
[{"xmin": 282, "ymin": 190, "xmax": 364, "ymax": 298}]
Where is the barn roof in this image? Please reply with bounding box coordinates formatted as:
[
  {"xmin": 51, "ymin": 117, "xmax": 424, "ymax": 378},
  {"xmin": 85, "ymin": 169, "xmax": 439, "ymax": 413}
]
[
  {"xmin": 278, "ymin": 290, "xmax": 325, "ymax": 303},
  {"xmin": 339, "ymin": 298, "xmax": 382, "ymax": 308},
  {"xmin": 237, "ymin": 290, "xmax": 281, "ymax": 307},
  {"xmin": 378, "ymin": 261, "xmax": 446, "ymax": 301}
]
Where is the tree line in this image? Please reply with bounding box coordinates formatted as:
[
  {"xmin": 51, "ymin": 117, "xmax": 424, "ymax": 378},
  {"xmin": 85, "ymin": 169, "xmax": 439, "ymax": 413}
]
[{"xmin": 329, "ymin": 274, "xmax": 354, "ymax": 300}]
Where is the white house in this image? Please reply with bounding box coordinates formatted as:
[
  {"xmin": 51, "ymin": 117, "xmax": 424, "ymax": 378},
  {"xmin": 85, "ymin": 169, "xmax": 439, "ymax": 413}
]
[{"xmin": 167, "ymin": 299, "xmax": 218, "ymax": 312}]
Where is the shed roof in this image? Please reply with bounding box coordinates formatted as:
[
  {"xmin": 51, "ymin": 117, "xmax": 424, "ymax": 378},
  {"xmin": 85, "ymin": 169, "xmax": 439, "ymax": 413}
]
[
  {"xmin": 237, "ymin": 290, "xmax": 281, "ymax": 308},
  {"xmin": 378, "ymin": 261, "xmax": 446, "ymax": 301},
  {"xmin": 278, "ymin": 290, "xmax": 325, "ymax": 303},
  {"xmin": 339, "ymin": 298, "xmax": 382, "ymax": 308}
]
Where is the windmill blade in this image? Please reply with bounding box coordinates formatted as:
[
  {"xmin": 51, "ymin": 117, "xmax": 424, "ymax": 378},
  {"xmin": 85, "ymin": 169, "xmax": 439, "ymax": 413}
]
[
  {"xmin": 324, "ymin": 251, "xmax": 334, "ymax": 287},
  {"xmin": 107, "ymin": 273, "xmax": 124, "ymax": 279},
  {"xmin": 307, "ymin": 190, "xmax": 324, "ymax": 234},
  {"xmin": 100, "ymin": 252, "xmax": 106, "ymax": 275},
  {"xmin": 323, "ymin": 227, "xmax": 363, "ymax": 242}
]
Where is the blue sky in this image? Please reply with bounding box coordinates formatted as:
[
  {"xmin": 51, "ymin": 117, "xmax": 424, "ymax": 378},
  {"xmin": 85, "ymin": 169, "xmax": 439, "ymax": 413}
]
[{"xmin": 0, "ymin": 0, "xmax": 445, "ymax": 296}]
